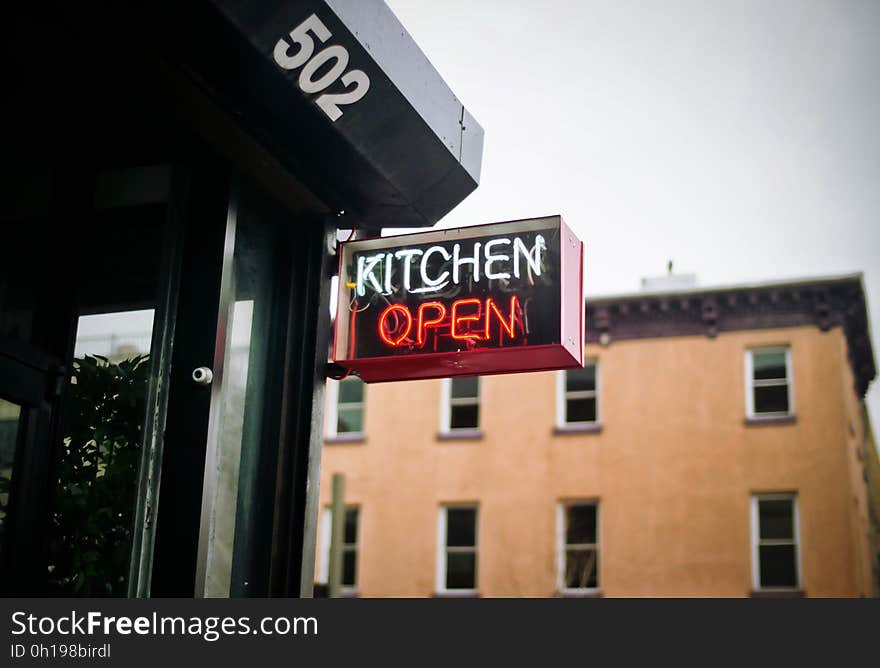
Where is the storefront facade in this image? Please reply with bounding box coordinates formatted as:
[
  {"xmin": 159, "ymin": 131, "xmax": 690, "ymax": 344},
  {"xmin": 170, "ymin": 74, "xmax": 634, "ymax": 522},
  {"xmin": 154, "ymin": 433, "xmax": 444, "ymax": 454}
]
[{"xmin": 0, "ymin": 0, "xmax": 482, "ymax": 597}]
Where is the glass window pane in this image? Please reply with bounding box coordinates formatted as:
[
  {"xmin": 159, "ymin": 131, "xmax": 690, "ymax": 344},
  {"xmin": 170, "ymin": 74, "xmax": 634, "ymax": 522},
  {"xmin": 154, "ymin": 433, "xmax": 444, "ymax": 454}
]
[
  {"xmin": 566, "ymin": 365, "xmax": 596, "ymax": 393},
  {"xmin": 759, "ymin": 499, "xmax": 794, "ymax": 540},
  {"xmin": 446, "ymin": 508, "xmax": 476, "ymax": 547},
  {"xmin": 446, "ymin": 552, "xmax": 476, "ymax": 589},
  {"xmin": 565, "ymin": 548, "xmax": 598, "ymax": 589},
  {"xmin": 450, "ymin": 404, "xmax": 479, "ymax": 430},
  {"xmin": 47, "ymin": 310, "xmax": 155, "ymax": 596},
  {"xmin": 338, "ymin": 378, "xmax": 363, "ymax": 404},
  {"xmin": 754, "ymin": 385, "xmax": 789, "ymax": 414},
  {"xmin": 73, "ymin": 310, "xmax": 154, "ymax": 359},
  {"xmin": 753, "ymin": 352, "xmax": 787, "ymax": 381},
  {"xmin": 759, "ymin": 544, "xmax": 797, "ymax": 588},
  {"xmin": 566, "ymin": 397, "xmax": 597, "ymax": 423},
  {"xmin": 342, "ymin": 549, "xmax": 357, "ymax": 587},
  {"xmin": 0, "ymin": 400, "xmax": 22, "ymax": 548},
  {"xmin": 451, "ymin": 377, "xmax": 479, "ymax": 399},
  {"xmin": 344, "ymin": 508, "xmax": 358, "ymax": 545},
  {"xmin": 566, "ymin": 505, "xmax": 597, "ymax": 544},
  {"xmin": 203, "ymin": 213, "xmax": 288, "ymax": 597},
  {"xmin": 337, "ymin": 408, "xmax": 364, "ymax": 434}
]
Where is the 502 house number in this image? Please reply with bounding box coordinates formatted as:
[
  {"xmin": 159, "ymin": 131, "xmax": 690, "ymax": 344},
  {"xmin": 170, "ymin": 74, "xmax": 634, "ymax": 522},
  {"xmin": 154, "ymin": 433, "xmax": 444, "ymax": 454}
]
[{"xmin": 273, "ymin": 14, "xmax": 370, "ymax": 121}]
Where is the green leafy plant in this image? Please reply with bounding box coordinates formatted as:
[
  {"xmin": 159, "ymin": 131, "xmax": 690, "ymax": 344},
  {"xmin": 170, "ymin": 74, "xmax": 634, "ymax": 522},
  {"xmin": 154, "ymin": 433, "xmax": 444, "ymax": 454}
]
[{"xmin": 46, "ymin": 354, "xmax": 149, "ymax": 595}]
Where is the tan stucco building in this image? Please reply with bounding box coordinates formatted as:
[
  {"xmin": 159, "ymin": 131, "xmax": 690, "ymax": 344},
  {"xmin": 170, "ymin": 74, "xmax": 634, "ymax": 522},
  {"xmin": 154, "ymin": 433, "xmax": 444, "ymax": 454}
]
[{"xmin": 316, "ymin": 273, "xmax": 878, "ymax": 597}]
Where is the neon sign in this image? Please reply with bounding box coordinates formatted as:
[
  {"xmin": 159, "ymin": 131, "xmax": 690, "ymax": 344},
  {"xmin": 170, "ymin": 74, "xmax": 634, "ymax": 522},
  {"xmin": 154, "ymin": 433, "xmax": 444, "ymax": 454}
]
[{"xmin": 333, "ymin": 216, "xmax": 584, "ymax": 382}]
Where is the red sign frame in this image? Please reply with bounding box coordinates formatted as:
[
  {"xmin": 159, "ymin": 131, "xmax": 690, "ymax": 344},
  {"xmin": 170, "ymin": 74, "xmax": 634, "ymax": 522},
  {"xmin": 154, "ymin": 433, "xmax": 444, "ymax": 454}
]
[{"xmin": 332, "ymin": 215, "xmax": 584, "ymax": 382}]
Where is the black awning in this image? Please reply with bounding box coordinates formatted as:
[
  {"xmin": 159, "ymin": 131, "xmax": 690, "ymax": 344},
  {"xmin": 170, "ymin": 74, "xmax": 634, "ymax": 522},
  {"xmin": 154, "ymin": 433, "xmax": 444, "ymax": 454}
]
[{"xmin": 201, "ymin": 0, "xmax": 484, "ymax": 228}]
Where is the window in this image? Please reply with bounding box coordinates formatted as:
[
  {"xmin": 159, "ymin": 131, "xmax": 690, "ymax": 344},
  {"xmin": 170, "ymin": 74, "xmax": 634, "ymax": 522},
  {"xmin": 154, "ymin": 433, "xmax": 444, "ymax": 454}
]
[
  {"xmin": 745, "ymin": 347, "xmax": 793, "ymax": 419},
  {"xmin": 437, "ymin": 505, "xmax": 478, "ymax": 593},
  {"xmin": 318, "ymin": 506, "xmax": 359, "ymax": 593},
  {"xmin": 557, "ymin": 502, "xmax": 600, "ymax": 593},
  {"xmin": 751, "ymin": 494, "xmax": 800, "ymax": 591},
  {"xmin": 326, "ymin": 376, "xmax": 365, "ymax": 439},
  {"xmin": 557, "ymin": 362, "xmax": 599, "ymax": 427},
  {"xmin": 441, "ymin": 376, "xmax": 480, "ymax": 433}
]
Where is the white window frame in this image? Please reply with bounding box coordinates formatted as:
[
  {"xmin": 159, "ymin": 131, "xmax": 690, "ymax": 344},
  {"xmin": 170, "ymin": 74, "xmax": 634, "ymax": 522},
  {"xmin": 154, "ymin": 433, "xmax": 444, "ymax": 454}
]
[
  {"xmin": 325, "ymin": 376, "xmax": 365, "ymax": 438},
  {"xmin": 436, "ymin": 504, "xmax": 479, "ymax": 594},
  {"xmin": 556, "ymin": 501, "xmax": 601, "ymax": 594},
  {"xmin": 318, "ymin": 505, "xmax": 359, "ymax": 595},
  {"xmin": 439, "ymin": 377, "xmax": 481, "ymax": 434},
  {"xmin": 556, "ymin": 361, "xmax": 600, "ymax": 428},
  {"xmin": 744, "ymin": 346, "xmax": 794, "ymax": 419},
  {"xmin": 750, "ymin": 493, "xmax": 801, "ymax": 592}
]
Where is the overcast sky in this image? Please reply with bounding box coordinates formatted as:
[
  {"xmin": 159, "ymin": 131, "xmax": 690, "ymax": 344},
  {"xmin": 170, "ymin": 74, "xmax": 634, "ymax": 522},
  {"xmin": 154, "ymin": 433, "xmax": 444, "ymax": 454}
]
[{"xmin": 385, "ymin": 0, "xmax": 880, "ymax": 428}]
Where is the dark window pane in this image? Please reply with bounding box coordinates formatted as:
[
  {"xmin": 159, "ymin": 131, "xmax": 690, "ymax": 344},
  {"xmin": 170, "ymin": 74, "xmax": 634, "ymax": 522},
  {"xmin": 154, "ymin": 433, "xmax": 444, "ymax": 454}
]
[
  {"xmin": 344, "ymin": 508, "xmax": 358, "ymax": 544},
  {"xmin": 451, "ymin": 376, "xmax": 479, "ymax": 399},
  {"xmin": 759, "ymin": 499, "xmax": 794, "ymax": 540},
  {"xmin": 759, "ymin": 544, "xmax": 797, "ymax": 588},
  {"xmin": 338, "ymin": 378, "xmax": 363, "ymax": 404},
  {"xmin": 342, "ymin": 549, "xmax": 357, "ymax": 587},
  {"xmin": 566, "ymin": 397, "xmax": 596, "ymax": 423},
  {"xmin": 754, "ymin": 385, "xmax": 789, "ymax": 414},
  {"xmin": 337, "ymin": 407, "xmax": 363, "ymax": 433},
  {"xmin": 450, "ymin": 404, "xmax": 479, "ymax": 430},
  {"xmin": 446, "ymin": 552, "xmax": 476, "ymax": 589},
  {"xmin": 565, "ymin": 548, "xmax": 598, "ymax": 589},
  {"xmin": 566, "ymin": 505, "xmax": 597, "ymax": 544},
  {"xmin": 0, "ymin": 403, "xmax": 22, "ymax": 545},
  {"xmin": 566, "ymin": 365, "xmax": 596, "ymax": 392},
  {"xmin": 753, "ymin": 352, "xmax": 787, "ymax": 381},
  {"xmin": 446, "ymin": 508, "xmax": 476, "ymax": 547}
]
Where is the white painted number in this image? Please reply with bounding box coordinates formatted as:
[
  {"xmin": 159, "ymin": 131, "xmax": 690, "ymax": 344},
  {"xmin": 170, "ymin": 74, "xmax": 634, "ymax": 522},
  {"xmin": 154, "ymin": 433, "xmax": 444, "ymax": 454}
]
[
  {"xmin": 316, "ymin": 69, "xmax": 370, "ymax": 122},
  {"xmin": 273, "ymin": 14, "xmax": 371, "ymax": 122},
  {"xmin": 299, "ymin": 45, "xmax": 349, "ymax": 93},
  {"xmin": 273, "ymin": 14, "xmax": 331, "ymax": 70}
]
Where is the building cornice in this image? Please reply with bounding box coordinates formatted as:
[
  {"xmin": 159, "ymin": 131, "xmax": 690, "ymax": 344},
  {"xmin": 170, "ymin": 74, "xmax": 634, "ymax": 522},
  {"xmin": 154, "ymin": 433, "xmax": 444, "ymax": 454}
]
[{"xmin": 585, "ymin": 274, "xmax": 876, "ymax": 397}]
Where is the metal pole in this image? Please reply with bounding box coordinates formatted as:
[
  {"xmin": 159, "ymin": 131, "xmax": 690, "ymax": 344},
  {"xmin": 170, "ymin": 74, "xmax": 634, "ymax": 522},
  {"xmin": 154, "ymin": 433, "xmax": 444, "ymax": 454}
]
[{"xmin": 327, "ymin": 473, "xmax": 345, "ymax": 598}]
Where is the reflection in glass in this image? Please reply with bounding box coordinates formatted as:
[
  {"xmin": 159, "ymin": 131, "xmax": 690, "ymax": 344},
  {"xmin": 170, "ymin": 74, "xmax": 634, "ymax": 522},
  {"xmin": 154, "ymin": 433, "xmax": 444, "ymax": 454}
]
[
  {"xmin": 46, "ymin": 310, "xmax": 154, "ymax": 595},
  {"xmin": 754, "ymin": 385, "xmax": 789, "ymax": 414},
  {"xmin": 750, "ymin": 349, "xmax": 790, "ymax": 415},
  {"xmin": 448, "ymin": 377, "xmax": 480, "ymax": 431},
  {"xmin": 753, "ymin": 352, "xmax": 787, "ymax": 381},
  {"xmin": 564, "ymin": 364, "xmax": 598, "ymax": 425},
  {"xmin": 566, "ymin": 365, "xmax": 595, "ymax": 393},
  {"xmin": 446, "ymin": 552, "xmax": 476, "ymax": 589},
  {"xmin": 342, "ymin": 508, "xmax": 359, "ymax": 588},
  {"xmin": 202, "ymin": 213, "xmax": 280, "ymax": 598},
  {"xmin": 451, "ymin": 377, "xmax": 479, "ymax": 399},
  {"xmin": 759, "ymin": 499, "xmax": 794, "ymax": 540},
  {"xmin": 336, "ymin": 378, "xmax": 365, "ymax": 435},
  {"xmin": 562, "ymin": 503, "xmax": 599, "ymax": 590},
  {"xmin": 74, "ymin": 310, "xmax": 155, "ymax": 359},
  {"xmin": 0, "ymin": 400, "xmax": 22, "ymax": 555},
  {"xmin": 205, "ymin": 299, "xmax": 254, "ymax": 597},
  {"xmin": 759, "ymin": 544, "xmax": 797, "ymax": 588},
  {"xmin": 446, "ymin": 508, "xmax": 477, "ymax": 547},
  {"xmin": 566, "ymin": 505, "xmax": 597, "ymax": 544},
  {"xmin": 450, "ymin": 404, "xmax": 479, "ymax": 431},
  {"xmin": 564, "ymin": 548, "xmax": 598, "ymax": 589},
  {"xmin": 566, "ymin": 397, "xmax": 596, "ymax": 423},
  {"xmin": 444, "ymin": 506, "xmax": 477, "ymax": 591}
]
